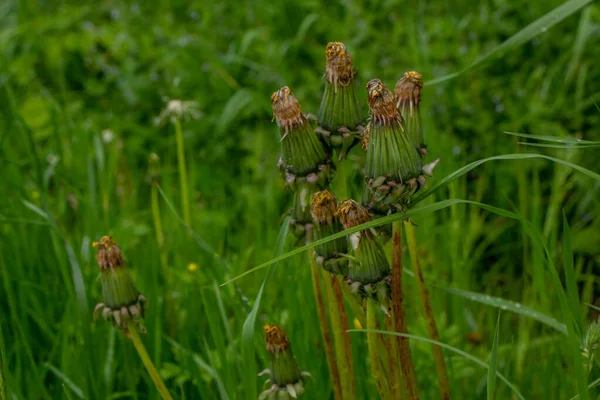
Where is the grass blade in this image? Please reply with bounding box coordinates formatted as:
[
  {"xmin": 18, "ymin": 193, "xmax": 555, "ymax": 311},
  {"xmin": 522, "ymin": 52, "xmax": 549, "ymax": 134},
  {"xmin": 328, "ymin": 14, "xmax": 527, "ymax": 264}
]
[
  {"xmin": 240, "ymin": 217, "xmax": 290, "ymax": 400},
  {"xmin": 438, "ymin": 286, "xmax": 566, "ymax": 334},
  {"xmin": 487, "ymin": 312, "xmax": 500, "ymax": 400},
  {"xmin": 563, "ymin": 213, "xmax": 583, "ymax": 332},
  {"xmin": 427, "ymin": 0, "xmax": 595, "ymax": 85},
  {"xmin": 349, "ymin": 329, "xmax": 525, "ymax": 400},
  {"xmin": 44, "ymin": 364, "xmax": 84, "ymax": 400}
]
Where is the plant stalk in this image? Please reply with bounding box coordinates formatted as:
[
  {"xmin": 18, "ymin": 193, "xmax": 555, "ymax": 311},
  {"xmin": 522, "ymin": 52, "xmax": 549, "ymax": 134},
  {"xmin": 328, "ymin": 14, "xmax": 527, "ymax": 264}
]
[
  {"xmin": 367, "ymin": 298, "xmax": 392, "ymax": 400},
  {"xmin": 385, "ymin": 316, "xmax": 403, "ymax": 399},
  {"xmin": 310, "ymin": 249, "xmax": 342, "ymax": 400},
  {"xmin": 173, "ymin": 118, "xmax": 192, "ymax": 236},
  {"xmin": 323, "ymin": 271, "xmax": 356, "ymax": 400},
  {"xmin": 391, "ymin": 220, "xmax": 420, "ymax": 400},
  {"xmin": 127, "ymin": 323, "xmax": 173, "ymax": 400},
  {"xmin": 404, "ymin": 221, "xmax": 451, "ymax": 400}
]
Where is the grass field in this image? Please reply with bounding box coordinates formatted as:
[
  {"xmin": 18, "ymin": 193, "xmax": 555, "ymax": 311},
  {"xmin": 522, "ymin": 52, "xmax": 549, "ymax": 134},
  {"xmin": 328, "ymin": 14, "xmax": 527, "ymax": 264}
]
[{"xmin": 1, "ymin": 0, "xmax": 600, "ymax": 399}]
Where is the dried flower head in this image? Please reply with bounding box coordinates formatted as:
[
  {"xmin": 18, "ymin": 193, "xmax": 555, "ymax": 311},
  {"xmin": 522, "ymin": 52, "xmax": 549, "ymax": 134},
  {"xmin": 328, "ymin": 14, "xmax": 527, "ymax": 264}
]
[
  {"xmin": 362, "ymin": 79, "xmax": 437, "ymax": 214},
  {"xmin": 310, "ymin": 190, "xmax": 338, "ymax": 225},
  {"xmin": 337, "ymin": 199, "xmax": 371, "ymax": 229},
  {"xmin": 395, "ymin": 71, "xmax": 425, "ymax": 154},
  {"xmin": 336, "ymin": 201, "xmax": 391, "ymax": 312},
  {"xmin": 272, "ymin": 86, "xmax": 333, "ymax": 242},
  {"xmin": 271, "ymin": 87, "xmax": 305, "ymax": 134},
  {"xmin": 93, "ymin": 236, "xmax": 148, "ymax": 334},
  {"xmin": 311, "ymin": 191, "xmax": 349, "ymax": 275},
  {"xmin": 259, "ymin": 324, "xmax": 309, "ymax": 400},
  {"xmin": 325, "ymin": 42, "xmax": 354, "ymax": 88},
  {"xmin": 317, "ymin": 42, "xmax": 364, "ymax": 160}
]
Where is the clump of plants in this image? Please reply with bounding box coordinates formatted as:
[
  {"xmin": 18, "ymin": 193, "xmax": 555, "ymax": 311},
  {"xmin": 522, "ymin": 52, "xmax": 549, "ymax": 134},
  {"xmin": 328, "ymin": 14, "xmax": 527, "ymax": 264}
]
[{"xmin": 268, "ymin": 42, "xmax": 448, "ymax": 400}]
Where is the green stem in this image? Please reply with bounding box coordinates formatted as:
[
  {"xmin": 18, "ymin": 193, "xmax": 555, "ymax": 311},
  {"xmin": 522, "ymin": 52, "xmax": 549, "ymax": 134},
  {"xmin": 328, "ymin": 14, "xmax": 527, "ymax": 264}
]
[
  {"xmin": 151, "ymin": 183, "xmax": 175, "ymax": 339},
  {"xmin": 127, "ymin": 323, "xmax": 173, "ymax": 400},
  {"xmin": 385, "ymin": 316, "xmax": 403, "ymax": 399},
  {"xmin": 367, "ymin": 298, "xmax": 391, "ymax": 400},
  {"xmin": 391, "ymin": 220, "xmax": 419, "ymax": 400},
  {"xmin": 173, "ymin": 118, "xmax": 192, "ymax": 236},
  {"xmin": 310, "ymin": 250, "xmax": 342, "ymax": 400},
  {"xmin": 323, "ymin": 271, "xmax": 356, "ymax": 400},
  {"xmin": 404, "ymin": 221, "xmax": 451, "ymax": 400}
]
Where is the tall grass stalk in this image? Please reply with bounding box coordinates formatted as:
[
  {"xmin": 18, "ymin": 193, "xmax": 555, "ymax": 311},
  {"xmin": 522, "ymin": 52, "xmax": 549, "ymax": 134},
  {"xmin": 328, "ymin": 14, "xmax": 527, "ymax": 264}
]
[
  {"xmin": 385, "ymin": 317, "xmax": 403, "ymax": 399},
  {"xmin": 404, "ymin": 221, "xmax": 451, "ymax": 400},
  {"xmin": 391, "ymin": 220, "xmax": 419, "ymax": 399},
  {"xmin": 322, "ymin": 271, "xmax": 355, "ymax": 400},
  {"xmin": 309, "ymin": 249, "xmax": 342, "ymax": 400},
  {"xmin": 127, "ymin": 323, "xmax": 173, "ymax": 400},
  {"xmin": 173, "ymin": 118, "xmax": 192, "ymax": 236}
]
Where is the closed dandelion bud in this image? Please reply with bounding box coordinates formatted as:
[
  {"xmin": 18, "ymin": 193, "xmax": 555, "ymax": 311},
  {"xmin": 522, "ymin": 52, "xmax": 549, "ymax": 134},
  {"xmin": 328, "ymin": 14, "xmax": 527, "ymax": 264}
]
[
  {"xmin": 93, "ymin": 236, "xmax": 148, "ymax": 334},
  {"xmin": 272, "ymin": 86, "xmax": 334, "ymax": 239},
  {"xmin": 395, "ymin": 71, "xmax": 426, "ymax": 156},
  {"xmin": 363, "ymin": 79, "xmax": 438, "ymax": 214},
  {"xmin": 317, "ymin": 42, "xmax": 364, "ymax": 160},
  {"xmin": 259, "ymin": 324, "xmax": 310, "ymax": 400},
  {"xmin": 310, "ymin": 190, "xmax": 349, "ymax": 275},
  {"xmin": 336, "ymin": 200, "xmax": 391, "ymax": 313}
]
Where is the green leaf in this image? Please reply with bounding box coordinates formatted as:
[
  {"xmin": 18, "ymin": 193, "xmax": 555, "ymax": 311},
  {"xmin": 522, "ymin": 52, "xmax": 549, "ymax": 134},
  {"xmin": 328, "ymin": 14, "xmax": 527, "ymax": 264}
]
[
  {"xmin": 427, "ymin": 0, "xmax": 595, "ymax": 85},
  {"xmin": 349, "ymin": 329, "xmax": 525, "ymax": 400},
  {"xmin": 487, "ymin": 312, "xmax": 500, "ymax": 400}
]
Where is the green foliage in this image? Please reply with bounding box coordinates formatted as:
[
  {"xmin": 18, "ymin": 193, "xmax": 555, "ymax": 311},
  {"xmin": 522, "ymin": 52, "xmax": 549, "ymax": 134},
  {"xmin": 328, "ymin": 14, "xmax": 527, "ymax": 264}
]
[{"xmin": 1, "ymin": 0, "xmax": 599, "ymax": 399}]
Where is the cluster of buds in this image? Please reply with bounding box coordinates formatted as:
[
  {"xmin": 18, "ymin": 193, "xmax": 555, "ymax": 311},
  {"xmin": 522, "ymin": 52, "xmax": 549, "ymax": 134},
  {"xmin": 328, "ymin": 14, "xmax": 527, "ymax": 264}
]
[
  {"xmin": 310, "ymin": 190, "xmax": 349, "ymax": 275},
  {"xmin": 336, "ymin": 200, "xmax": 391, "ymax": 314},
  {"xmin": 259, "ymin": 324, "xmax": 310, "ymax": 399},
  {"xmin": 93, "ymin": 236, "xmax": 148, "ymax": 334},
  {"xmin": 362, "ymin": 79, "xmax": 438, "ymax": 215},
  {"xmin": 395, "ymin": 71, "xmax": 426, "ymax": 156},
  {"xmin": 316, "ymin": 42, "xmax": 364, "ymax": 160},
  {"xmin": 272, "ymin": 86, "xmax": 334, "ymax": 239}
]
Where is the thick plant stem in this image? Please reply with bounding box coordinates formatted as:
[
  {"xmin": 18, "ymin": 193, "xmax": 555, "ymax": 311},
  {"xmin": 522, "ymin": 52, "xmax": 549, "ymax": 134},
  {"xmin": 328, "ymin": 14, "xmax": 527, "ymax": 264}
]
[
  {"xmin": 323, "ymin": 271, "xmax": 356, "ymax": 400},
  {"xmin": 391, "ymin": 220, "xmax": 420, "ymax": 400},
  {"xmin": 127, "ymin": 323, "xmax": 173, "ymax": 400},
  {"xmin": 367, "ymin": 298, "xmax": 392, "ymax": 400},
  {"xmin": 405, "ymin": 221, "xmax": 452, "ymax": 400},
  {"xmin": 341, "ymin": 283, "xmax": 366, "ymax": 328},
  {"xmin": 310, "ymin": 250, "xmax": 342, "ymax": 400},
  {"xmin": 173, "ymin": 118, "xmax": 192, "ymax": 236}
]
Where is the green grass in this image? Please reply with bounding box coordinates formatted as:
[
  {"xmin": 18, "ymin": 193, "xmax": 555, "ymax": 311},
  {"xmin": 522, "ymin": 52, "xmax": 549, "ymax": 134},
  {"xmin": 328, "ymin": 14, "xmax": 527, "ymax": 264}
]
[{"xmin": 1, "ymin": 0, "xmax": 600, "ymax": 399}]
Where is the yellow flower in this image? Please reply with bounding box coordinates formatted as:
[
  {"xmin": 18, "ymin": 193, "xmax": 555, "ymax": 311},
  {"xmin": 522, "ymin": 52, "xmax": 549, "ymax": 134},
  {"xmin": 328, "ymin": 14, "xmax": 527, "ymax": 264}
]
[{"xmin": 187, "ymin": 263, "xmax": 198, "ymax": 272}]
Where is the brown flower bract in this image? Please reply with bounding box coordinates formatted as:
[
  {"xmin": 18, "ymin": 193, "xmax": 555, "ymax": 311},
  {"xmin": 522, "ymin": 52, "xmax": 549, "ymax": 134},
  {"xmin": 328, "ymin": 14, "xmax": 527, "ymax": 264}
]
[
  {"xmin": 366, "ymin": 79, "xmax": 400, "ymax": 125},
  {"xmin": 310, "ymin": 190, "xmax": 338, "ymax": 225},
  {"xmin": 271, "ymin": 86, "xmax": 305, "ymax": 134},
  {"xmin": 93, "ymin": 236, "xmax": 125, "ymax": 270},
  {"xmin": 336, "ymin": 199, "xmax": 371, "ymax": 229},
  {"xmin": 325, "ymin": 42, "xmax": 354, "ymax": 86},
  {"xmin": 264, "ymin": 323, "xmax": 291, "ymax": 353}
]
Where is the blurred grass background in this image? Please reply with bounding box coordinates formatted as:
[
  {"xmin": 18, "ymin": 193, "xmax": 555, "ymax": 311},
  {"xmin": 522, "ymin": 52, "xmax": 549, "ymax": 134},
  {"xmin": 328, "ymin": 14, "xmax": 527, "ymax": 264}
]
[{"xmin": 1, "ymin": 0, "xmax": 599, "ymax": 399}]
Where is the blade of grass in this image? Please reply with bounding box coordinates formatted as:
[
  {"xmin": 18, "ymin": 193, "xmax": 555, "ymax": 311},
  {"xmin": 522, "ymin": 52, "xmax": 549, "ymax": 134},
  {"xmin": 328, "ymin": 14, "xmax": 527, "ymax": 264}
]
[
  {"xmin": 44, "ymin": 364, "xmax": 84, "ymax": 400},
  {"xmin": 349, "ymin": 329, "xmax": 525, "ymax": 400},
  {"xmin": 240, "ymin": 217, "xmax": 290, "ymax": 400},
  {"xmin": 427, "ymin": 0, "xmax": 595, "ymax": 85},
  {"xmin": 487, "ymin": 312, "xmax": 500, "ymax": 400},
  {"xmin": 504, "ymin": 132, "xmax": 600, "ymax": 145},
  {"xmin": 437, "ymin": 286, "xmax": 566, "ymax": 334},
  {"xmin": 563, "ymin": 213, "xmax": 583, "ymax": 332}
]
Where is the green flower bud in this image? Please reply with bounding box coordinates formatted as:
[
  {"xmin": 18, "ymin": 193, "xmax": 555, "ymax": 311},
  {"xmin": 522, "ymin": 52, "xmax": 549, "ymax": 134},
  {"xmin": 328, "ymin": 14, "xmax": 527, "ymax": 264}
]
[
  {"xmin": 259, "ymin": 324, "xmax": 310, "ymax": 400},
  {"xmin": 317, "ymin": 42, "xmax": 364, "ymax": 160},
  {"xmin": 395, "ymin": 71, "xmax": 426, "ymax": 156},
  {"xmin": 310, "ymin": 190, "xmax": 349, "ymax": 275},
  {"xmin": 336, "ymin": 200, "xmax": 391, "ymax": 313},
  {"xmin": 93, "ymin": 236, "xmax": 148, "ymax": 334},
  {"xmin": 272, "ymin": 86, "xmax": 335, "ymax": 241},
  {"xmin": 362, "ymin": 79, "xmax": 438, "ymax": 214}
]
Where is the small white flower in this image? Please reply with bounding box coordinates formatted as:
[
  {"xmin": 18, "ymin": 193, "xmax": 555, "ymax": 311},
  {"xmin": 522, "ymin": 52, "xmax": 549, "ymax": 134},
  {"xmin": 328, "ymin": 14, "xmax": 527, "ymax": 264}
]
[{"xmin": 157, "ymin": 99, "xmax": 202, "ymax": 125}]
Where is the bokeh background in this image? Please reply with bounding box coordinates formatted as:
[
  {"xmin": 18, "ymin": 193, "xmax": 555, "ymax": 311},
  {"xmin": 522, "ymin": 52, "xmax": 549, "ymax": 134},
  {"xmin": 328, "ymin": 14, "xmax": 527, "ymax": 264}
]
[{"xmin": 1, "ymin": 0, "xmax": 599, "ymax": 399}]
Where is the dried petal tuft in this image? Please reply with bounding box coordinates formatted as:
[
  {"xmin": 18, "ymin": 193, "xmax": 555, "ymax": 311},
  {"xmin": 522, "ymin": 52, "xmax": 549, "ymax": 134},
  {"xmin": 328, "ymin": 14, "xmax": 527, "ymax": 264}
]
[
  {"xmin": 93, "ymin": 236, "xmax": 124, "ymax": 270},
  {"xmin": 337, "ymin": 200, "xmax": 371, "ymax": 229},
  {"xmin": 310, "ymin": 190, "xmax": 338, "ymax": 225}
]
